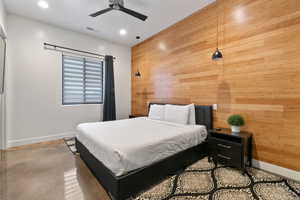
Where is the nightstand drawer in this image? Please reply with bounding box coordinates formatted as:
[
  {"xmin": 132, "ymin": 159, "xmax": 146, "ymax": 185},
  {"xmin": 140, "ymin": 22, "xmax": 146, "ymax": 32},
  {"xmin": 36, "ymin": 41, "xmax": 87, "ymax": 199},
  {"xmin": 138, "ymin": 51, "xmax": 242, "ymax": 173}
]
[
  {"xmin": 208, "ymin": 137, "xmax": 242, "ymax": 168},
  {"xmin": 215, "ymin": 153, "xmax": 231, "ymax": 165},
  {"xmin": 209, "ymin": 137, "xmax": 242, "ymax": 155},
  {"xmin": 216, "ymin": 153, "xmax": 242, "ymax": 168}
]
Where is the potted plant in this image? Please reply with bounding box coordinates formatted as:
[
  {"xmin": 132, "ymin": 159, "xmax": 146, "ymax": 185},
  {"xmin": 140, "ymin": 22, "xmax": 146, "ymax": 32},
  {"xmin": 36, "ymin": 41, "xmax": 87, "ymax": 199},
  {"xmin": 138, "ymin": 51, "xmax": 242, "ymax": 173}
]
[{"xmin": 227, "ymin": 114, "xmax": 245, "ymax": 133}]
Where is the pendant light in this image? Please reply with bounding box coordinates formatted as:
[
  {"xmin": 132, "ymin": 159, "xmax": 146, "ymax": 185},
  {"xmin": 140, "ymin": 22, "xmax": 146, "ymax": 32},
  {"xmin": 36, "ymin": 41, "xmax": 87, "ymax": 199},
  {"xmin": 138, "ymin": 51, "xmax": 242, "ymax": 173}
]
[
  {"xmin": 212, "ymin": 48, "xmax": 223, "ymax": 60},
  {"xmin": 134, "ymin": 35, "xmax": 142, "ymax": 77},
  {"xmin": 212, "ymin": 0, "xmax": 223, "ymax": 60},
  {"xmin": 135, "ymin": 70, "xmax": 141, "ymax": 77}
]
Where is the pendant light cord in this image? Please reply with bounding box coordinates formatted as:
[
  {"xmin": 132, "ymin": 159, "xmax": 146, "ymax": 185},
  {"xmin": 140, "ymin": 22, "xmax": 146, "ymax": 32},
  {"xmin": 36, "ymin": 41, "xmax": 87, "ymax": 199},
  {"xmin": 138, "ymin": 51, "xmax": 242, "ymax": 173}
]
[{"xmin": 216, "ymin": 0, "xmax": 219, "ymax": 49}]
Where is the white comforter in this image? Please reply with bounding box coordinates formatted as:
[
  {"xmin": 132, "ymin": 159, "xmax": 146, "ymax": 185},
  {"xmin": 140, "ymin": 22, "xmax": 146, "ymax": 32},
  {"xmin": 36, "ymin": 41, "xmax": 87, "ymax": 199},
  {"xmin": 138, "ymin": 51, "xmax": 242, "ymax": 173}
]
[{"xmin": 76, "ymin": 117, "xmax": 207, "ymax": 176}]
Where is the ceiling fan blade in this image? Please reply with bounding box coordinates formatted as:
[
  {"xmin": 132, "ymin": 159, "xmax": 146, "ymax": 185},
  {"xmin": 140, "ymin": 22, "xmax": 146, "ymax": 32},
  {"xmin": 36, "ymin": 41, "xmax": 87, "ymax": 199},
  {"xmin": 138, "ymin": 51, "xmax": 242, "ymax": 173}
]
[
  {"xmin": 119, "ymin": 6, "xmax": 148, "ymax": 21},
  {"xmin": 90, "ymin": 8, "xmax": 113, "ymax": 17}
]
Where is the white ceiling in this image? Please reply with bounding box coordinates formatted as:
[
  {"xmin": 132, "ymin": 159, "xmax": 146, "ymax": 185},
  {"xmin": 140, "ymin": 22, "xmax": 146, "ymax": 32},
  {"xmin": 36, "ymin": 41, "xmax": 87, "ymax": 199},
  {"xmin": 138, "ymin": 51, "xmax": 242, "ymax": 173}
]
[{"xmin": 4, "ymin": 0, "xmax": 215, "ymax": 47}]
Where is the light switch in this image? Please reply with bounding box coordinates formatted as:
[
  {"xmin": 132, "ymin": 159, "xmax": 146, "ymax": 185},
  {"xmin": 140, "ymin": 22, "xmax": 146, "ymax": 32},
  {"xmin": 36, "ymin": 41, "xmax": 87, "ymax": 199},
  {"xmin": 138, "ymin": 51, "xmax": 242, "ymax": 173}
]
[{"xmin": 213, "ymin": 104, "xmax": 218, "ymax": 111}]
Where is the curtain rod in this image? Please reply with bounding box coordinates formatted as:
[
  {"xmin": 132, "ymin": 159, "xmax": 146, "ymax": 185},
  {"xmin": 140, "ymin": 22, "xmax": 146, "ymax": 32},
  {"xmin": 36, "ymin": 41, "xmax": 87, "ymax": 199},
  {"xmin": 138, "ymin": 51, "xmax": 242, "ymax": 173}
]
[{"xmin": 43, "ymin": 43, "xmax": 116, "ymax": 59}]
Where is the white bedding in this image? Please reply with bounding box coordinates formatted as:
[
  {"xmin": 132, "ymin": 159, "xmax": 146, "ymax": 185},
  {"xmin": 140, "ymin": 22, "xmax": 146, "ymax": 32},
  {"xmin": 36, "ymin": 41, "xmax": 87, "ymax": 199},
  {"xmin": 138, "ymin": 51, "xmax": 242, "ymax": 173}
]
[{"xmin": 76, "ymin": 117, "xmax": 207, "ymax": 176}]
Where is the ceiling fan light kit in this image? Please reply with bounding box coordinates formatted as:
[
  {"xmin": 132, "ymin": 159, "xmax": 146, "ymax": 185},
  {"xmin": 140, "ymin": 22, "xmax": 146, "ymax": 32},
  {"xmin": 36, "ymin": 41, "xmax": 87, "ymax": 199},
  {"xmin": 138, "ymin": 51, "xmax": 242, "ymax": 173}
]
[{"xmin": 90, "ymin": 0, "xmax": 148, "ymax": 21}]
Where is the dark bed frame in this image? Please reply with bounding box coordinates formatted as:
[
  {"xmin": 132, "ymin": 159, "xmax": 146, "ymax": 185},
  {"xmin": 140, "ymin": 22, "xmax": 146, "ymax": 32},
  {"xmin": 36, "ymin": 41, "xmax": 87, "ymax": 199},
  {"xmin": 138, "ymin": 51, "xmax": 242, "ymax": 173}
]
[{"xmin": 76, "ymin": 103, "xmax": 213, "ymax": 200}]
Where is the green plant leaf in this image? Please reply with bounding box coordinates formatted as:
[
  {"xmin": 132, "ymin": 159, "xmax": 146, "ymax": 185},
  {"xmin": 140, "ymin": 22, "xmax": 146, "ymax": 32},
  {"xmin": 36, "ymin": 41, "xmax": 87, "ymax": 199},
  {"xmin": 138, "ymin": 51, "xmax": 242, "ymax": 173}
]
[{"xmin": 227, "ymin": 114, "xmax": 245, "ymax": 126}]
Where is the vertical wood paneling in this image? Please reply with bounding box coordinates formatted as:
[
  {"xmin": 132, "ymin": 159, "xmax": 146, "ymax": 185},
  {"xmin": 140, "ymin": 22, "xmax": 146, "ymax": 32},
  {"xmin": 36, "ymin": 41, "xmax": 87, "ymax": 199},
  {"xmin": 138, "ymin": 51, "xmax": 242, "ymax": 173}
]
[{"xmin": 131, "ymin": 0, "xmax": 300, "ymax": 171}]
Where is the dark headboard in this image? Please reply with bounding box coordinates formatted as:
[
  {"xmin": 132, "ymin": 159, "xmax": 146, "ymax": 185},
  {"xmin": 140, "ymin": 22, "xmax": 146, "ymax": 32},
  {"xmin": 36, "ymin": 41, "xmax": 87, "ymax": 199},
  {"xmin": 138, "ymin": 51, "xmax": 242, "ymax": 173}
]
[{"xmin": 148, "ymin": 103, "xmax": 213, "ymax": 131}]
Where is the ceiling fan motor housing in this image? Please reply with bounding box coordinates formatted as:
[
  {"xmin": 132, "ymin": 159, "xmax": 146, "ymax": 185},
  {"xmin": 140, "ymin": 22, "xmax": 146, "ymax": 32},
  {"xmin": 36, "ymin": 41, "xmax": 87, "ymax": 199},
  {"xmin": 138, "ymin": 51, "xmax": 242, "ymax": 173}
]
[
  {"xmin": 90, "ymin": 0, "xmax": 147, "ymax": 21},
  {"xmin": 109, "ymin": 0, "xmax": 124, "ymax": 9}
]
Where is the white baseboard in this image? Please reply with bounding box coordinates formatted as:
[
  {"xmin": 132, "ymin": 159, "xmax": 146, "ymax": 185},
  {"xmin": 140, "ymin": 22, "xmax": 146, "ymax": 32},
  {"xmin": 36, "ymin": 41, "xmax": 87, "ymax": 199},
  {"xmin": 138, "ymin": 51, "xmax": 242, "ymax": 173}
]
[
  {"xmin": 253, "ymin": 159, "xmax": 300, "ymax": 182},
  {"xmin": 7, "ymin": 132, "xmax": 76, "ymax": 148}
]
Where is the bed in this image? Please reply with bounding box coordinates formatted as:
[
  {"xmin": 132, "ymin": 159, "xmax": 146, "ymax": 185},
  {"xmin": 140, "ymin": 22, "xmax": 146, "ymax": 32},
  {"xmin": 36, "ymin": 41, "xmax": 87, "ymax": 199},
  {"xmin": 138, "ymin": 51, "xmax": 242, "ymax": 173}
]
[{"xmin": 76, "ymin": 103, "xmax": 213, "ymax": 200}]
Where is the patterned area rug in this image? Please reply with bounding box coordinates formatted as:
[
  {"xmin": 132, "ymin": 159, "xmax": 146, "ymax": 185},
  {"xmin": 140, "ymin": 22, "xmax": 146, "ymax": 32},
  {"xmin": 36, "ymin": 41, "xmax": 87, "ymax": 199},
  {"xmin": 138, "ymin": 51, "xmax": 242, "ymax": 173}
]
[
  {"xmin": 64, "ymin": 138, "xmax": 300, "ymax": 200},
  {"xmin": 64, "ymin": 137, "xmax": 78, "ymax": 155},
  {"xmin": 131, "ymin": 159, "xmax": 300, "ymax": 200}
]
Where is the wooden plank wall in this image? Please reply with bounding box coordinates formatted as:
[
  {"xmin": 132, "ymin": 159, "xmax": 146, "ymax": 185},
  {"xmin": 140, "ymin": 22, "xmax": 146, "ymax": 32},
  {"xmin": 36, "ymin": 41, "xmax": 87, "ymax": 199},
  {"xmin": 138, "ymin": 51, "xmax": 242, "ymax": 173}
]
[{"xmin": 131, "ymin": 0, "xmax": 300, "ymax": 171}]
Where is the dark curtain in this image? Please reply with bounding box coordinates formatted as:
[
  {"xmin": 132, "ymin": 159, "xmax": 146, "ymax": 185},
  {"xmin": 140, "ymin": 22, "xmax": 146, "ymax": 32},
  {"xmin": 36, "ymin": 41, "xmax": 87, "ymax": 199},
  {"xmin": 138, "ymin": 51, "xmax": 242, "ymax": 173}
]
[{"xmin": 103, "ymin": 55, "xmax": 116, "ymax": 121}]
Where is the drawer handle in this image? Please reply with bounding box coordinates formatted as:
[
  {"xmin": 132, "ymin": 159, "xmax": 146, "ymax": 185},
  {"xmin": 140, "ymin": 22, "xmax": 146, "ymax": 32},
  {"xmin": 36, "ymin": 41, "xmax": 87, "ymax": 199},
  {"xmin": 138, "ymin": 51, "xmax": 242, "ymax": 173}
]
[
  {"xmin": 217, "ymin": 154, "xmax": 231, "ymax": 160},
  {"xmin": 217, "ymin": 144, "xmax": 232, "ymax": 149}
]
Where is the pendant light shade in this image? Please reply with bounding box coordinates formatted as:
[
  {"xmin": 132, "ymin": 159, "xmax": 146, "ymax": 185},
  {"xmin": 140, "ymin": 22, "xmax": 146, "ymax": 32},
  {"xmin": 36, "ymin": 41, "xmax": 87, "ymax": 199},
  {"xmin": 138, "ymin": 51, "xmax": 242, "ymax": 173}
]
[
  {"xmin": 212, "ymin": 48, "xmax": 223, "ymax": 60},
  {"xmin": 135, "ymin": 71, "xmax": 141, "ymax": 77}
]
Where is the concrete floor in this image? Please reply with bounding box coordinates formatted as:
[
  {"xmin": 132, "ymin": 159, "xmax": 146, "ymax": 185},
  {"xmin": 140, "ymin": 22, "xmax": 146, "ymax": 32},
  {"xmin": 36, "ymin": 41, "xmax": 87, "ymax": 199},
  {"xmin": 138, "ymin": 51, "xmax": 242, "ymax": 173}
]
[{"xmin": 0, "ymin": 140, "xmax": 111, "ymax": 200}]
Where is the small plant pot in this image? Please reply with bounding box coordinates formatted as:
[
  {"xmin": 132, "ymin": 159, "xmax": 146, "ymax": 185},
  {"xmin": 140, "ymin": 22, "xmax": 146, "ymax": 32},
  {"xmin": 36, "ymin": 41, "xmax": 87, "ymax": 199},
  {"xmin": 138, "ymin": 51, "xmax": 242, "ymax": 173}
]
[{"xmin": 231, "ymin": 126, "xmax": 240, "ymax": 133}]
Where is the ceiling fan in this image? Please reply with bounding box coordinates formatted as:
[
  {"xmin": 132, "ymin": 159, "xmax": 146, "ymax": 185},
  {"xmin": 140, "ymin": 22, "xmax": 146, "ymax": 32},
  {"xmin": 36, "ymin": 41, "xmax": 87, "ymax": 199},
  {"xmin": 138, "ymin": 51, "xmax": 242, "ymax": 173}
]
[{"xmin": 90, "ymin": 0, "xmax": 148, "ymax": 21}]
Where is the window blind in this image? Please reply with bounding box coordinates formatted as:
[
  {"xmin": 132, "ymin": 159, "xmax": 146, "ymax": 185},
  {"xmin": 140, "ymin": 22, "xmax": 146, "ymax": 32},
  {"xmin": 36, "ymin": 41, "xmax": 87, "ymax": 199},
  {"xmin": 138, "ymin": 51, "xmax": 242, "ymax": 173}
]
[{"xmin": 62, "ymin": 55, "xmax": 103, "ymax": 105}]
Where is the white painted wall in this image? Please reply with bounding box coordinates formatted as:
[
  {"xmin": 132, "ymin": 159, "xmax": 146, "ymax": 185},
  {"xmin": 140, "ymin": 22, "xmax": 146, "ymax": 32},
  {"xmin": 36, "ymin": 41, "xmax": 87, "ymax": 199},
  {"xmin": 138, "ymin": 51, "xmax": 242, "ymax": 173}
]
[
  {"xmin": 0, "ymin": 0, "xmax": 7, "ymax": 150},
  {"xmin": 0, "ymin": 0, "xmax": 6, "ymax": 32},
  {"xmin": 6, "ymin": 14, "xmax": 131, "ymax": 147}
]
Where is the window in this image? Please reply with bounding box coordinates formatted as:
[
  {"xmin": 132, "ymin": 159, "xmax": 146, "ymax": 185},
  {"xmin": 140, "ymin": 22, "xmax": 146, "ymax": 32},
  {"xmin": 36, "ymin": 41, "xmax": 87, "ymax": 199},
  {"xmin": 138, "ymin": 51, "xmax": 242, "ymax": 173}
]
[{"xmin": 62, "ymin": 55, "xmax": 103, "ymax": 105}]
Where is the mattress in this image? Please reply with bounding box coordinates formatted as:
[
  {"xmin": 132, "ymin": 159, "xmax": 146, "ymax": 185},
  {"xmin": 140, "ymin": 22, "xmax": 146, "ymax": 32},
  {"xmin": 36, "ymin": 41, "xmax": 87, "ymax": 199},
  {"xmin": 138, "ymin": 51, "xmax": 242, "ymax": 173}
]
[{"xmin": 76, "ymin": 117, "xmax": 207, "ymax": 176}]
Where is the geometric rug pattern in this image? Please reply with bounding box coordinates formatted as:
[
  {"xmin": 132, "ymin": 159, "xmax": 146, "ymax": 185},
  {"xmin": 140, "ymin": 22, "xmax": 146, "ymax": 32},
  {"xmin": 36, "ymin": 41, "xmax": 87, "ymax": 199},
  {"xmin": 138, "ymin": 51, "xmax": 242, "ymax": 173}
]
[
  {"xmin": 63, "ymin": 137, "xmax": 78, "ymax": 155},
  {"xmin": 64, "ymin": 138, "xmax": 300, "ymax": 200},
  {"xmin": 131, "ymin": 158, "xmax": 300, "ymax": 200}
]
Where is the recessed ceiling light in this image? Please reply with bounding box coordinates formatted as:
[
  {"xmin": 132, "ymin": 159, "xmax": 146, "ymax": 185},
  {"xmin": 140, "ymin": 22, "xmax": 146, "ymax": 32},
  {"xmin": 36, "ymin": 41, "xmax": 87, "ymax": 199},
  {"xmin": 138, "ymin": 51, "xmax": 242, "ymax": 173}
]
[
  {"xmin": 120, "ymin": 29, "xmax": 127, "ymax": 36},
  {"xmin": 38, "ymin": 0, "xmax": 49, "ymax": 9}
]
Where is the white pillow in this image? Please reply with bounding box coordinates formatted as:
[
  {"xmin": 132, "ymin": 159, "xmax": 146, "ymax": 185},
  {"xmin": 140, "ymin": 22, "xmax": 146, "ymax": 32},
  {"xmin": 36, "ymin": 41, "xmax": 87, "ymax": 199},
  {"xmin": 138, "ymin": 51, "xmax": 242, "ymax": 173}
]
[
  {"xmin": 148, "ymin": 104, "xmax": 165, "ymax": 120},
  {"xmin": 187, "ymin": 104, "xmax": 196, "ymax": 125},
  {"xmin": 164, "ymin": 104, "xmax": 190, "ymax": 125}
]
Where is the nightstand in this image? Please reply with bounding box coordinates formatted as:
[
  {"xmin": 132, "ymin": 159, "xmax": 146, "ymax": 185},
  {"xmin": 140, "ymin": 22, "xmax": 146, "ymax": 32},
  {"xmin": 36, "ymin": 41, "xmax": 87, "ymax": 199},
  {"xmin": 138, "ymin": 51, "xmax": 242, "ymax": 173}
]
[
  {"xmin": 129, "ymin": 114, "xmax": 147, "ymax": 118},
  {"xmin": 208, "ymin": 128, "xmax": 253, "ymax": 174}
]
